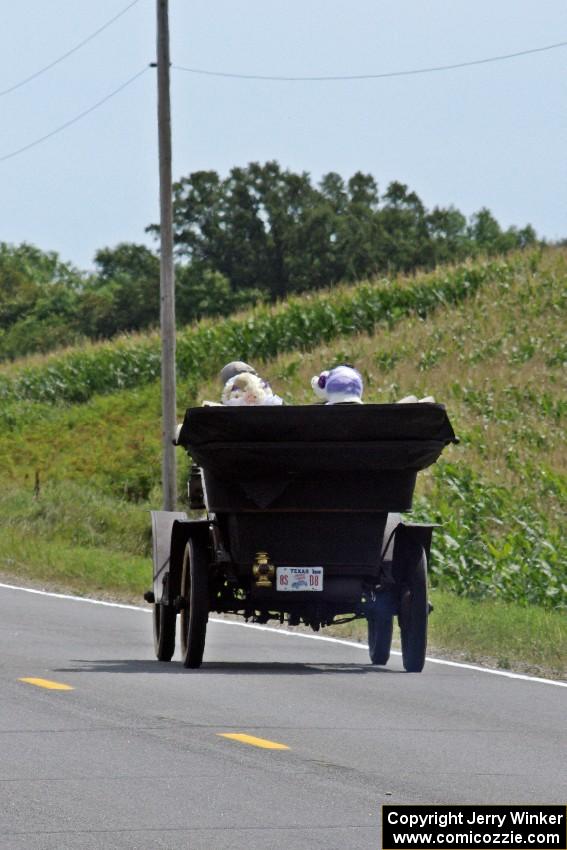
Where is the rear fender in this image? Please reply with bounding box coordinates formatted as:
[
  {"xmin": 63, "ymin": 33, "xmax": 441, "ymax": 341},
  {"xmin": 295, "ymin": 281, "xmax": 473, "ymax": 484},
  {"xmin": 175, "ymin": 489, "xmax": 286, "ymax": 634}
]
[
  {"xmin": 392, "ymin": 522, "xmax": 437, "ymax": 584},
  {"xmin": 151, "ymin": 511, "xmax": 188, "ymax": 604},
  {"xmin": 168, "ymin": 518, "xmax": 210, "ymax": 603},
  {"xmin": 151, "ymin": 511, "xmax": 209, "ymax": 604}
]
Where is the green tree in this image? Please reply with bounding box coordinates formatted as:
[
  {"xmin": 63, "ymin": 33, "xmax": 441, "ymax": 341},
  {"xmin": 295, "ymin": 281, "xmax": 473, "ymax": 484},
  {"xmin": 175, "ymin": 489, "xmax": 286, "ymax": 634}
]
[
  {"xmin": 151, "ymin": 163, "xmax": 540, "ymax": 302},
  {"xmin": 426, "ymin": 206, "xmax": 469, "ymax": 265},
  {"xmin": 378, "ymin": 181, "xmax": 429, "ymax": 271},
  {"xmin": 80, "ymin": 243, "xmax": 160, "ymax": 337},
  {"xmin": 162, "ymin": 162, "xmax": 318, "ymax": 298},
  {"xmin": 332, "ymin": 173, "xmax": 383, "ymax": 280},
  {"xmin": 0, "ymin": 242, "xmax": 82, "ymax": 330},
  {"xmin": 0, "ymin": 243, "xmax": 85, "ymax": 359},
  {"xmin": 468, "ymin": 207, "xmax": 502, "ymax": 252},
  {"xmin": 176, "ymin": 265, "xmax": 265, "ymax": 323}
]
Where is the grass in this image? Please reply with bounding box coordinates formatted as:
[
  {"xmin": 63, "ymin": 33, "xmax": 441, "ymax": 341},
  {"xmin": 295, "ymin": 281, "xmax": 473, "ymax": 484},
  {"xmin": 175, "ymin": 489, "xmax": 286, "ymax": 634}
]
[
  {"xmin": 0, "ymin": 531, "xmax": 148, "ymax": 600},
  {"xmin": 0, "ymin": 481, "xmax": 151, "ymax": 556},
  {"xmin": 0, "ymin": 247, "xmax": 565, "ymax": 677},
  {"xmin": 0, "ymin": 480, "xmax": 151, "ymax": 598},
  {"xmin": 0, "ymin": 384, "xmax": 168, "ymax": 501}
]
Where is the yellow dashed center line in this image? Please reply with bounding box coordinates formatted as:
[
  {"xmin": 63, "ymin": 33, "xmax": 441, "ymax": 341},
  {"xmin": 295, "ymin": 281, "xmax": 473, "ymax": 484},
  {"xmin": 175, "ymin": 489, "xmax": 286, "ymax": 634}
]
[
  {"xmin": 218, "ymin": 732, "xmax": 290, "ymax": 750},
  {"xmin": 19, "ymin": 677, "xmax": 74, "ymax": 691}
]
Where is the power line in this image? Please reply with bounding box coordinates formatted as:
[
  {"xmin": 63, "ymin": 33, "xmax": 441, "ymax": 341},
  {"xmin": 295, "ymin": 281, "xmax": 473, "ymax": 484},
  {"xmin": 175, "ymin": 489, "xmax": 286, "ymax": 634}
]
[
  {"xmin": 0, "ymin": 67, "xmax": 149, "ymax": 163},
  {"xmin": 173, "ymin": 39, "xmax": 567, "ymax": 82},
  {"xmin": 2, "ymin": 37, "xmax": 564, "ymax": 165},
  {"xmin": 0, "ymin": 0, "xmax": 141, "ymax": 98}
]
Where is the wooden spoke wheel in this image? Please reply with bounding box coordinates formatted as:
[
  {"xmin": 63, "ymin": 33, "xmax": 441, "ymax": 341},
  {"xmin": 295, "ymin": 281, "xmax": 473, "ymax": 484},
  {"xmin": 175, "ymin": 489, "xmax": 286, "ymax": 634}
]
[
  {"xmin": 398, "ymin": 548, "xmax": 428, "ymax": 673},
  {"xmin": 153, "ymin": 602, "xmax": 176, "ymax": 662},
  {"xmin": 367, "ymin": 612, "xmax": 394, "ymax": 666},
  {"xmin": 180, "ymin": 536, "xmax": 209, "ymax": 669}
]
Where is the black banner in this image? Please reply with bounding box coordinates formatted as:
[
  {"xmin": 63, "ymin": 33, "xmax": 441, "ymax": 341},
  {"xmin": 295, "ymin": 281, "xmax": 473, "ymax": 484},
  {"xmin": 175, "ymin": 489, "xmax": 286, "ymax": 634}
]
[{"xmin": 382, "ymin": 805, "xmax": 566, "ymax": 850}]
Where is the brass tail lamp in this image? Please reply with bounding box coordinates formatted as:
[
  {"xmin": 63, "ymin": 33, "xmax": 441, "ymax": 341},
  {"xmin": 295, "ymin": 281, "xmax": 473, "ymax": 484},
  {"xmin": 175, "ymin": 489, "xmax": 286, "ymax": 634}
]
[{"xmin": 252, "ymin": 551, "xmax": 275, "ymax": 588}]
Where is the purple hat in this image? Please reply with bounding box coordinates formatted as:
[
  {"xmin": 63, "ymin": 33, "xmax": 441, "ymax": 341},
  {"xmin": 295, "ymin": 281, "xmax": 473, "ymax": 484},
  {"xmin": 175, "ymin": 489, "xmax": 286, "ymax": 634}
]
[{"xmin": 324, "ymin": 365, "xmax": 363, "ymax": 403}]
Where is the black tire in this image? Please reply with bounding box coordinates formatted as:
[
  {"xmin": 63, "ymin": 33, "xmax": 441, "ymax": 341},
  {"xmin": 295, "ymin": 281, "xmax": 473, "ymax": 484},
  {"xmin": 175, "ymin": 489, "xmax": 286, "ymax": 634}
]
[
  {"xmin": 367, "ymin": 613, "xmax": 394, "ymax": 665},
  {"xmin": 398, "ymin": 548, "xmax": 428, "ymax": 673},
  {"xmin": 153, "ymin": 602, "xmax": 176, "ymax": 662},
  {"xmin": 180, "ymin": 537, "xmax": 209, "ymax": 669}
]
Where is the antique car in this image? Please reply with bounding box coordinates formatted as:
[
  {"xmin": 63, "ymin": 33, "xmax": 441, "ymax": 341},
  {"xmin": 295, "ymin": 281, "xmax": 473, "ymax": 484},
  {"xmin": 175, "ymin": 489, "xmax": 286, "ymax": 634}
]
[{"xmin": 147, "ymin": 403, "xmax": 456, "ymax": 672}]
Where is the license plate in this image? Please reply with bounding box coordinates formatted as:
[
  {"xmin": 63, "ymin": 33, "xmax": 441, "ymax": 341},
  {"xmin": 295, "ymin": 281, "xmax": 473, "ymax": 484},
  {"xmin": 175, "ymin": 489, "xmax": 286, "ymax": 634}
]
[{"xmin": 276, "ymin": 567, "xmax": 323, "ymax": 592}]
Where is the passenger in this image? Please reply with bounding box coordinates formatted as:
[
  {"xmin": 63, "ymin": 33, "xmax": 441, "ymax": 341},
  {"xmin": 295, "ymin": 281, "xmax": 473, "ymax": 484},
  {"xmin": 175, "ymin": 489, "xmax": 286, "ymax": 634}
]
[
  {"xmin": 311, "ymin": 364, "xmax": 435, "ymax": 404},
  {"xmin": 187, "ymin": 360, "xmax": 284, "ymax": 408},
  {"xmin": 219, "ymin": 360, "xmax": 257, "ymax": 386},
  {"xmin": 175, "ymin": 361, "xmax": 260, "ymax": 440},
  {"xmin": 219, "ymin": 361, "xmax": 283, "ymax": 406},
  {"xmin": 193, "ymin": 361, "xmax": 260, "ymax": 409},
  {"xmin": 221, "ymin": 371, "xmax": 283, "ymax": 406},
  {"xmin": 311, "ymin": 365, "xmax": 364, "ymax": 404}
]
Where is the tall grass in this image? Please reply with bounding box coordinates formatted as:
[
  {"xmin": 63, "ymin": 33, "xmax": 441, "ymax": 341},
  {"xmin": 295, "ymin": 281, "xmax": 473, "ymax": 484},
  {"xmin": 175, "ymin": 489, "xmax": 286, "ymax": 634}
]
[
  {"xmin": 0, "ymin": 256, "xmax": 521, "ymax": 408},
  {"xmin": 414, "ymin": 463, "xmax": 565, "ymax": 608}
]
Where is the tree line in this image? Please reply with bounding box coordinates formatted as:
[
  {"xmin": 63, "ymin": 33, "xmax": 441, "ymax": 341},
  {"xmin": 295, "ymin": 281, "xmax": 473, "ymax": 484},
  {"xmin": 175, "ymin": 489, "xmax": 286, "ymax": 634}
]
[{"xmin": 0, "ymin": 161, "xmax": 537, "ymax": 361}]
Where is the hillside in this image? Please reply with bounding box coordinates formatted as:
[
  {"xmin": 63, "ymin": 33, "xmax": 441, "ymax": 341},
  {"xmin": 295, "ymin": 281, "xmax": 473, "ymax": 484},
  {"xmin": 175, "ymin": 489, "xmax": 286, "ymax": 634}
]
[{"xmin": 0, "ymin": 248, "xmax": 565, "ymax": 674}]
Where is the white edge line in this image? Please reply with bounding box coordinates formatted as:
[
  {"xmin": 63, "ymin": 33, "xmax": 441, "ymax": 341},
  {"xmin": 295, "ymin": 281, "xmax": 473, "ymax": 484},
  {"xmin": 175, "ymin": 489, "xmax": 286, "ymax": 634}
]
[
  {"xmin": 1, "ymin": 582, "xmax": 565, "ymax": 688},
  {"xmin": 0, "ymin": 582, "xmax": 146, "ymax": 612}
]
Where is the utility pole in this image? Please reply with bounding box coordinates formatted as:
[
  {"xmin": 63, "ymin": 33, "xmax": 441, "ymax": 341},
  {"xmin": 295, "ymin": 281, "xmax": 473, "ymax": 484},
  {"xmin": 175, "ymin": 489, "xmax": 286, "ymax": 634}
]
[{"xmin": 156, "ymin": 0, "xmax": 177, "ymax": 510}]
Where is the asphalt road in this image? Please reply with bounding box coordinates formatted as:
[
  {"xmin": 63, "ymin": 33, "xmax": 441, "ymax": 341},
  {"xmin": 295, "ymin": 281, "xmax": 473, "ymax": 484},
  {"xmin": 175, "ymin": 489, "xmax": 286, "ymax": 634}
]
[{"xmin": 1, "ymin": 584, "xmax": 565, "ymax": 850}]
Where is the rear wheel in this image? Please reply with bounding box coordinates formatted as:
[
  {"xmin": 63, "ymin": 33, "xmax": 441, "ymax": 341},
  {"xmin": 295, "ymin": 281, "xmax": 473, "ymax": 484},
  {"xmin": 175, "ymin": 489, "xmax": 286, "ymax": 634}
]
[
  {"xmin": 398, "ymin": 549, "xmax": 428, "ymax": 673},
  {"xmin": 153, "ymin": 602, "xmax": 176, "ymax": 662},
  {"xmin": 367, "ymin": 613, "xmax": 393, "ymax": 665},
  {"xmin": 180, "ymin": 537, "xmax": 209, "ymax": 668}
]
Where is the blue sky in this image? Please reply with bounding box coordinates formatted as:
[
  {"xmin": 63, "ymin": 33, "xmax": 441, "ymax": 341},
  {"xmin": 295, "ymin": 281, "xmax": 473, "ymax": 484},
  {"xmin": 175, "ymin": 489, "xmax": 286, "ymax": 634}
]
[{"xmin": 1, "ymin": 0, "xmax": 565, "ymax": 270}]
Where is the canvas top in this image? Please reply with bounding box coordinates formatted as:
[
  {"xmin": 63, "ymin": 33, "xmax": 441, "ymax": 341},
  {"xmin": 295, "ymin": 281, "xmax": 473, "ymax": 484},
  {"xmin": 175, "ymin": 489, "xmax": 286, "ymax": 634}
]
[
  {"xmin": 177, "ymin": 403, "xmax": 457, "ymax": 479},
  {"xmin": 178, "ymin": 402, "xmax": 456, "ymax": 446}
]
